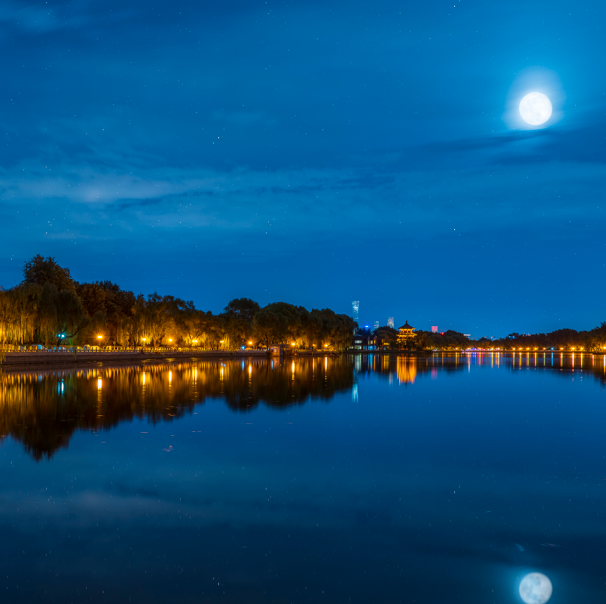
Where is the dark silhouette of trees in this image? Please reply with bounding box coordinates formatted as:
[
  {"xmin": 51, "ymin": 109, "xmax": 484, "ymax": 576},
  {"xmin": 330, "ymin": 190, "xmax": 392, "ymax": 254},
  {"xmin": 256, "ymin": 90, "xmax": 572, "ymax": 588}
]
[
  {"xmin": 22, "ymin": 254, "xmax": 76, "ymax": 292},
  {"xmin": 0, "ymin": 255, "xmax": 356, "ymax": 350}
]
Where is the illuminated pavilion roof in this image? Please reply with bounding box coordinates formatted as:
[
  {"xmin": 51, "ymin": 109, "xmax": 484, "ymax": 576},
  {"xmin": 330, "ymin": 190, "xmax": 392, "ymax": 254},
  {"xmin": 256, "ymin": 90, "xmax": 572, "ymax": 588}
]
[{"xmin": 399, "ymin": 321, "xmax": 414, "ymax": 331}]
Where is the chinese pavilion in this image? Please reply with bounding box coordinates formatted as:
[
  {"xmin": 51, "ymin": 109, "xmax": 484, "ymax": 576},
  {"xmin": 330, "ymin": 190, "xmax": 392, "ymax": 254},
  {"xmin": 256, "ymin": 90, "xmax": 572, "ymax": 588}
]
[{"xmin": 397, "ymin": 321, "xmax": 417, "ymax": 348}]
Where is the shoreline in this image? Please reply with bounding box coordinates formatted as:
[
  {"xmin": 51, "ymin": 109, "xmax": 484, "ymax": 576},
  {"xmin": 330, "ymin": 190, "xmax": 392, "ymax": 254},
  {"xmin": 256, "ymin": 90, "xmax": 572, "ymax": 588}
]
[
  {"xmin": 1, "ymin": 348, "xmax": 601, "ymax": 370},
  {"xmin": 0, "ymin": 350, "xmax": 269, "ymax": 367},
  {"xmin": 0, "ymin": 349, "xmax": 341, "ymax": 368}
]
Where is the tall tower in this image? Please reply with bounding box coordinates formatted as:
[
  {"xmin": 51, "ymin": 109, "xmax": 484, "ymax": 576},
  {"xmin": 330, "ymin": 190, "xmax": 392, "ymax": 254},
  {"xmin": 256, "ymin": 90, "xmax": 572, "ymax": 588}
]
[
  {"xmin": 388, "ymin": 317, "xmax": 394, "ymax": 328},
  {"xmin": 352, "ymin": 301, "xmax": 359, "ymax": 323},
  {"xmin": 374, "ymin": 321, "xmax": 379, "ymax": 331}
]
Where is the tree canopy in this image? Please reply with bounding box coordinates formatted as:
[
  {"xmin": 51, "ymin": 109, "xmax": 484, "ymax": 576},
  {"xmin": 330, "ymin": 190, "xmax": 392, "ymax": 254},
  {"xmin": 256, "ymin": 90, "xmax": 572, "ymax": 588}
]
[
  {"xmin": 22, "ymin": 255, "xmax": 76, "ymax": 292},
  {"xmin": 0, "ymin": 255, "xmax": 355, "ymax": 349}
]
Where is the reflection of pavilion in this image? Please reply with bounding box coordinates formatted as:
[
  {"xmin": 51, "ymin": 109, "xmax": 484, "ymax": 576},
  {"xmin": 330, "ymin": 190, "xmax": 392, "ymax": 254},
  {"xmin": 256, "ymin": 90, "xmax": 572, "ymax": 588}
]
[{"xmin": 397, "ymin": 356, "xmax": 417, "ymax": 384}]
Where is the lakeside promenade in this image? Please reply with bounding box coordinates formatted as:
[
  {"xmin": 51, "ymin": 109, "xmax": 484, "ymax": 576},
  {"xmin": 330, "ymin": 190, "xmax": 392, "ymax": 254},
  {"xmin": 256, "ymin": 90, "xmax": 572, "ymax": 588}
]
[
  {"xmin": 0, "ymin": 349, "xmax": 269, "ymax": 367},
  {"xmin": 0, "ymin": 348, "xmax": 345, "ymax": 367}
]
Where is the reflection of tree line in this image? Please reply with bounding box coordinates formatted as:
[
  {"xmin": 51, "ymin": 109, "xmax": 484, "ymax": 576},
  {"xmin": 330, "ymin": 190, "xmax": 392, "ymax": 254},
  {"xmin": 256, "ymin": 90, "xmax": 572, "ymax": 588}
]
[
  {"xmin": 504, "ymin": 351, "xmax": 606, "ymax": 385},
  {"xmin": 353, "ymin": 351, "xmax": 606, "ymax": 386},
  {"xmin": 0, "ymin": 358, "xmax": 354, "ymax": 460},
  {"xmin": 2, "ymin": 353, "xmax": 604, "ymax": 460},
  {"xmin": 353, "ymin": 353, "xmax": 467, "ymax": 384}
]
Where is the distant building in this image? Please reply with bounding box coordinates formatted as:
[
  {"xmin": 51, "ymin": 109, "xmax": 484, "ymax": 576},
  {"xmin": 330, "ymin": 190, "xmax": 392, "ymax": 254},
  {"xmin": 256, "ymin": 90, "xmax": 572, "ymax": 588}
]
[
  {"xmin": 431, "ymin": 326, "xmax": 438, "ymax": 333},
  {"xmin": 352, "ymin": 301, "xmax": 359, "ymax": 323},
  {"xmin": 350, "ymin": 333, "xmax": 380, "ymax": 351},
  {"xmin": 374, "ymin": 321, "xmax": 379, "ymax": 331},
  {"xmin": 387, "ymin": 317, "xmax": 394, "ymax": 328}
]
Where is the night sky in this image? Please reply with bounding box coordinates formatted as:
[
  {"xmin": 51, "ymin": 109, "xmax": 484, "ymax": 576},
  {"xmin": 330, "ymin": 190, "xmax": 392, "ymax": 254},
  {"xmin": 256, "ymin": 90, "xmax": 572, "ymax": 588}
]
[{"xmin": 1, "ymin": 0, "xmax": 605, "ymax": 337}]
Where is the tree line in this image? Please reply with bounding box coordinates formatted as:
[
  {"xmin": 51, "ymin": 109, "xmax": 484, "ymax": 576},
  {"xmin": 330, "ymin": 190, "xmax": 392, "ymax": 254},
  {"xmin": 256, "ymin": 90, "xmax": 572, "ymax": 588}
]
[
  {"xmin": 477, "ymin": 326, "xmax": 606, "ymax": 352},
  {"xmin": 413, "ymin": 327, "xmax": 606, "ymax": 352},
  {"xmin": 0, "ymin": 255, "xmax": 356, "ymax": 350},
  {"xmin": 363, "ymin": 326, "xmax": 606, "ymax": 352}
]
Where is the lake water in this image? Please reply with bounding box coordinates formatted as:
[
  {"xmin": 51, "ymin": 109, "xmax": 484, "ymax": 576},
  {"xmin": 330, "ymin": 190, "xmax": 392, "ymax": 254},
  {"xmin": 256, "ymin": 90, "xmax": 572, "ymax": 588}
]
[{"xmin": 0, "ymin": 353, "xmax": 605, "ymax": 603}]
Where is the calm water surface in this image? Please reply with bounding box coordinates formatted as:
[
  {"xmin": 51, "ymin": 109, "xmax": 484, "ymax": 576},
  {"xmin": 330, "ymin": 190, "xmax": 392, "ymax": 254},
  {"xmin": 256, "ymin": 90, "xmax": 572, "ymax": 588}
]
[{"xmin": 1, "ymin": 353, "xmax": 605, "ymax": 603}]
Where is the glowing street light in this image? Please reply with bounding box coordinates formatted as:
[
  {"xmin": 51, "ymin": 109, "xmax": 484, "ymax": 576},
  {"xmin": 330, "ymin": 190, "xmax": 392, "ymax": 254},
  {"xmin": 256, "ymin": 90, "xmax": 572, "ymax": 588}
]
[{"xmin": 97, "ymin": 335, "xmax": 103, "ymax": 340}]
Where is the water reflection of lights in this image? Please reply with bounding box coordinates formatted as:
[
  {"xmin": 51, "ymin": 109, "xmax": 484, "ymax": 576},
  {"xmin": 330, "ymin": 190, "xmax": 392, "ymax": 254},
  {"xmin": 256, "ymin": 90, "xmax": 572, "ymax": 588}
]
[
  {"xmin": 97, "ymin": 378, "xmax": 102, "ymax": 390},
  {"xmin": 169, "ymin": 371, "xmax": 172, "ymax": 383},
  {"xmin": 397, "ymin": 357, "xmax": 417, "ymax": 384}
]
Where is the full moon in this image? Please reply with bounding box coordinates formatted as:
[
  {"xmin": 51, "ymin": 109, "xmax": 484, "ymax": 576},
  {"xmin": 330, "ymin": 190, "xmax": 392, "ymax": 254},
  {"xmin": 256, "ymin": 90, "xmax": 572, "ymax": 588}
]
[
  {"xmin": 519, "ymin": 92, "xmax": 552, "ymax": 125},
  {"xmin": 519, "ymin": 572, "xmax": 553, "ymax": 604}
]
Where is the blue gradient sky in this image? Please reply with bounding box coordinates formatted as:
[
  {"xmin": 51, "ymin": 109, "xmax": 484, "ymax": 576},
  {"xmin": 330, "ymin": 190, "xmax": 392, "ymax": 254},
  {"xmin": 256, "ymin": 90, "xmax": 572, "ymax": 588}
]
[{"xmin": 1, "ymin": 0, "xmax": 605, "ymax": 336}]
